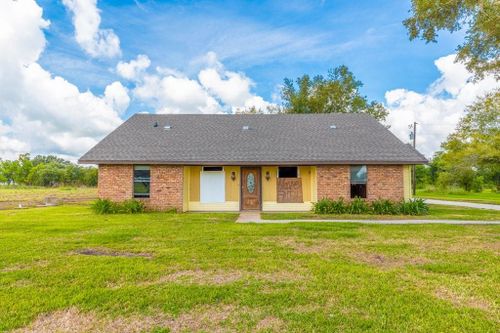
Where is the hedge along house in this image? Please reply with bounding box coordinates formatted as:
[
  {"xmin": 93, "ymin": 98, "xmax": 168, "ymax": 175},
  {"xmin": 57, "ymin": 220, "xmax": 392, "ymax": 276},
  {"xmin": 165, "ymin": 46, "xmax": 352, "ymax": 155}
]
[{"xmin": 79, "ymin": 114, "xmax": 427, "ymax": 212}]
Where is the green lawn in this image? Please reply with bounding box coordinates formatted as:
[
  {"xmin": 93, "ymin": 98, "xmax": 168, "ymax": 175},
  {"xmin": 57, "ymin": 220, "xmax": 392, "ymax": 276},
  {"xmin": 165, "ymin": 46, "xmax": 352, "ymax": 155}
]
[
  {"xmin": 416, "ymin": 188, "xmax": 500, "ymax": 205},
  {"xmin": 262, "ymin": 204, "xmax": 500, "ymax": 221},
  {"xmin": 1, "ymin": 205, "xmax": 499, "ymax": 332},
  {"xmin": 0, "ymin": 186, "xmax": 97, "ymax": 209}
]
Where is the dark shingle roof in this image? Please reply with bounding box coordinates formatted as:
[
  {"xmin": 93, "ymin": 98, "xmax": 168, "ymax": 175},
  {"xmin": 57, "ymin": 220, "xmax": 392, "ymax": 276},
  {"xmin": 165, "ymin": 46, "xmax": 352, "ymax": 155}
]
[{"xmin": 79, "ymin": 113, "xmax": 427, "ymax": 165}]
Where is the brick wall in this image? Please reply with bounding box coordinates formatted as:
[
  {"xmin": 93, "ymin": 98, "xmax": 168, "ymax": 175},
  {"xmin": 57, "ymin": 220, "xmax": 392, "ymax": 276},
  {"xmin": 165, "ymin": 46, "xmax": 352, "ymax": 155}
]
[
  {"xmin": 98, "ymin": 164, "xmax": 133, "ymax": 201},
  {"xmin": 98, "ymin": 164, "xmax": 184, "ymax": 211},
  {"xmin": 148, "ymin": 165, "xmax": 184, "ymax": 211},
  {"xmin": 317, "ymin": 165, "xmax": 350, "ymax": 200},
  {"xmin": 367, "ymin": 165, "xmax": 404, "ymax": 201},
  {"xmin": 316, "ymin": 164, "xmax": 404, "ymax": 202}
]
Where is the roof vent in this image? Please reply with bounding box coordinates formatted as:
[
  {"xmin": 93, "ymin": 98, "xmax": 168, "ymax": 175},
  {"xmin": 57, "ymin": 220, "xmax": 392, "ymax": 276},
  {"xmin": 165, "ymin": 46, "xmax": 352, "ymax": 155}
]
[
  {"xmin": 330, "ymin": 125, "xmax": 337, "ymax": 129},
  {"xmin": 164, "ymin": 125, "xmax": 172, "ymax": 130},
  {"xmin": 153, "ymin": 121, "xmax": 159, "ymax": 128},
  {"xmin": 242, "ymin": 125, "xmax": 250, "ymax": 130}
]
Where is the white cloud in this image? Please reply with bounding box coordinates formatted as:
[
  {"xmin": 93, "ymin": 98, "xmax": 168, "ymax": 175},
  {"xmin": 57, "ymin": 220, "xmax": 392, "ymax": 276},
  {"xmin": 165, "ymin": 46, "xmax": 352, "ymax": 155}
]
[
  {"xmin": 132, "ymin": 52, "xmax": 273, "ymax": 114},
  {"xmin": 62, "ymin": 0, "xmax": 121, "ymax": 58},
  {"xmin": 116, "ymin": 54, "xmax": 151, "ymax": 80},
  {"xmin": 104, "ymin": 81, "xmax": 130, "ymax": 114},
  {"xmin": 0, "ymin": 0, "xmax": 127, "ymax": 160},
  {"xmin": 386, "ymin": 54, "xmax": 498, "ymax": 158}
]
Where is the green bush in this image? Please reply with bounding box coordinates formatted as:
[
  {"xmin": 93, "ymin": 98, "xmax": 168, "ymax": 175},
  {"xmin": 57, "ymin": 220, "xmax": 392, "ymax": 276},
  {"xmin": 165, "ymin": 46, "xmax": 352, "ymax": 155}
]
[
  {"xmin": 371, "ymin": 199, "xmax": 399, "ymax": 215},
  {"xmin": 399, "ymin": 198, "xmax": 429, "ymax": 215},
  {"xmin": 91, "ymin": 198, "xmax": 145, "ymax": 214},
  {"xmin": 313, "ymin": 197, "xmax": 430, "ymax": 216},
  {"xmin": 348, "ymin": 197, "xmax": 371, "ymax": 214},
  {"xmin": 121, "ymin": 199, "xmax": 146, "ymax": 213},
  {"xmin": 313, "ymin": 198, "xmax": 347, "ymax": 214}
]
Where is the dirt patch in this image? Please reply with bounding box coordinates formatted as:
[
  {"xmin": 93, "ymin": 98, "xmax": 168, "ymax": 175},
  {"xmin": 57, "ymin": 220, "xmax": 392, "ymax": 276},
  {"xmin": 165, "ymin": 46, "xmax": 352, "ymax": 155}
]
[
  {"xmin": 265, "ymin": 236, "xmax": 337, "ymax": 254},
  {"xmin": 434, "ymin": 287, "xmax": 492, "ymax": 311},
  {"xmin": 253, "ymin": 316, "xmax": 285, "ymax": 332},
  {"xmin": 349, "ymin": 251, "xmax": 429, "ymax": 269},
  {"xmin": 13, "ymin": 304, "xmax": 272, "ymax": 333},
  {"xmin": 139, "ymin": 269, "xmax": 306, "ymax": 287},
  {"xmin": 1, "ymin": 260, "xmax": 49, "ymax": 273},
  {"xmin": 73, "ymin": 248, "xmax": 153, "ymax": 259}
]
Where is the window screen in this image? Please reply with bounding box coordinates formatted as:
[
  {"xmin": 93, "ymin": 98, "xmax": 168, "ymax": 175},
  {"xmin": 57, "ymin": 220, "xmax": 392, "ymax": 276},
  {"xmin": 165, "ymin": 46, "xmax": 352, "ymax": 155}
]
[
  {"xmin": 278, "ymin": 166, "xmax": 298, "ymax": 178},
  {"xmin": 350, "ymin": 165, "xmax": 367, "ymax": 198},
  {"xmin": 134, "ymin": 165, "xmax": 150, "ymax": 198}
]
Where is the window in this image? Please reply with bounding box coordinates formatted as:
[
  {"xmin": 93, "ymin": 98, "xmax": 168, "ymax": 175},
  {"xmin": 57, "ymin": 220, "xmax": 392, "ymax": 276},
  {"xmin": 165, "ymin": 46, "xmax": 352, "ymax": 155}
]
[
  {"xmin": 200, "ymin": 166, "xmax": 225, "ymax": 203},
  {"xmin": 350, "ymin": 165, "xmax": 367, "ymax": 198},
  {"xmin": 278, "ymin": 166, "xmax": 298, "ymax": 178},
  {"xmin": 202, "ymin": 166, "xmax": 223, "ymax": 172},
  {"xmin": 134, "ymin": 165, "xmax": 150, "ymax": 198}
]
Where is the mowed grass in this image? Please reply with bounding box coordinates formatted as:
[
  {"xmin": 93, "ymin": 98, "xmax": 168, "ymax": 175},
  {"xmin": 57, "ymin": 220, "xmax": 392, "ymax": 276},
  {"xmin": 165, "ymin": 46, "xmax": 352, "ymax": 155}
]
[
  {"xmin": 0, "ymin": 186, "xmax": 97, "ymax": 209},
  {"xmin": 416, "ymin": 188, "xmax": 500, "ymax": 205},
  {"xmin": 1, "ymin": 206, "xmax": 499, "ymax": 332},
  {"xmin": 262, "ymin": 204, "xmax": 500, "ymax": 221}
]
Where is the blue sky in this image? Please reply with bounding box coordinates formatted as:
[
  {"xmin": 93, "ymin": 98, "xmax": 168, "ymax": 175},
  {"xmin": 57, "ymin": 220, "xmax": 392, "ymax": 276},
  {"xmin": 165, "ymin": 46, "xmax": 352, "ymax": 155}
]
[
  {"xmin": 1, "ymin": 0, "xmax": 495, "ymax": 160},
  {"xmin": 38, "ymin": 0, "xmax": 461, "ymax": 116}
]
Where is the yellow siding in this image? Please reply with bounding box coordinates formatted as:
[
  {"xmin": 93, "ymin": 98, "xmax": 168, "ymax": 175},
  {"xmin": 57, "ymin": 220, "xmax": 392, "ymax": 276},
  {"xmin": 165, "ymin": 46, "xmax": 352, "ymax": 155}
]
[
  {"xmin": 183, "ymin": 166, "xmax": 190, "ymax": 212},
  {"xmin": 188, "ymin": 201, "xmax": 239, "ymax": 211},
  {"xmin": 311, "ymin": 166, "xmax": 317, "ymax": 202},
  {"xmin": 189, "ymin": 166, "xmax": 201, "ymax": 201},
  {"xmin": 263, "ymin": 201, "xmax": 313, "ymax": 212},
  {"xmin": 403, "ymin": 165, "xmax": 412, "ymax": 201},
  {"xmin": 262, "ymin": 166, "xmax": 277, "ymax": 201},
  {"xmin": 299, "ymin": 166, "xmax": 311, "ymax": 202},
  {"xmin": 224, "ymin": 166, "xmax": 240, "ymax": 201}
]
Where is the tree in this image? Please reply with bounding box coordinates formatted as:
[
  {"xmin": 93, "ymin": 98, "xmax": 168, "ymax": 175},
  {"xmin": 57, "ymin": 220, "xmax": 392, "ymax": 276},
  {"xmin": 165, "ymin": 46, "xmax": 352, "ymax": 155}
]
[
  {"xmin": 438, "ymin": 90, "xmax": 500, "ymax": 190},
  {"xmin": 281, "ymin": 65, "xmax": 388, "ymax": 121},
  {"xmin": 404, "ymin": 0, "xmax": 500, "ymax": 79}
]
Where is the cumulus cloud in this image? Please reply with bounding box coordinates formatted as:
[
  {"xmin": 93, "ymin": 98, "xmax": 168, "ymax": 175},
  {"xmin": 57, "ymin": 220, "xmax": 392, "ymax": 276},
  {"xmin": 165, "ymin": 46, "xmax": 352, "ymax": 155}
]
[
  {"xmin": 0, "ymin": 0, "xmax": 127, "ymax": 160},
  {"xmin": 116, "ymin": 54, "xmax": 151, "ymax": 80},
  {"xmin": 131, "ymin": 52, "xmax": 273, "ymax": 114},
  {"xmin": 62, "ymin": 0, "xmax": 121, "ymax": 58},
  {"xmin": 386, "ymin": 54, "xmax": 498, "ymax": 158}
]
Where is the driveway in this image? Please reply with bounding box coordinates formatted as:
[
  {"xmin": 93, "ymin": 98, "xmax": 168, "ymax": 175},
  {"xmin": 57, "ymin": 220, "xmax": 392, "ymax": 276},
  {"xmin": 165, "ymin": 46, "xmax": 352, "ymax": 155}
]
[{"xmin": 424, "ymin": 199, "xmax": 500, "ymax": 211}]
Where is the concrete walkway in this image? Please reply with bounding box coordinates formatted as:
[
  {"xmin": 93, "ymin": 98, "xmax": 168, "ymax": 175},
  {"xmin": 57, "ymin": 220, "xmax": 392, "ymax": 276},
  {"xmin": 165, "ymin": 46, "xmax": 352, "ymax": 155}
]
[
  {"xmin": 424, "ymin": 199, "xmax": 500, "ymax": 211},
  {"xmin": 236, "ymin": 212, "xmax": 500, "ymax": 225}
]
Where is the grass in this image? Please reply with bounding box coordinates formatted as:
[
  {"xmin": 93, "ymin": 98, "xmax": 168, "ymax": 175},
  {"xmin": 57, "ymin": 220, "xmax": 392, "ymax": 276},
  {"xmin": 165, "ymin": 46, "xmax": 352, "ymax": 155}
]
[
  {"xmin": 1, "ymin": 205, "xmax": 499, "ymax": 332},
  {"xmin": 0, "ymin": 186, "xmax": 97, "ymax": 209},
  {"xmin": 416, "ymin": 188, "xmax": 500, "ymax": 205},
  {"xmin": 262, "ymin": 204, "xmax": 500, "ymax": 221}
]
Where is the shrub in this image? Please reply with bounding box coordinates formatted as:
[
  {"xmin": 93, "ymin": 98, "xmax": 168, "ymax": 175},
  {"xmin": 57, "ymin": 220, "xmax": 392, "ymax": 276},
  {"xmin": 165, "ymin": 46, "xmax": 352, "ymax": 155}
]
[
  {"xmin": 348, "ymin": 197, "xmax": 370, "ymax": 214},
  {"xmin": 91, "ymin": 198, "xmax": 145, "ymax": 214},
  {"xmin": 371, "ymin": 199, "xmax": 399, "ymax": 215},
  {"xmin": 121, "ymin": 199, "xmax": 146, "ymax": 213},
  {"xmin": 399, "ymin": 198, "xmax": 429, "ymax": 215},
  {"xmin": 91, "ymin": 198, "xmax": 118, "ymax": 214},
  {"xmin": 313, "ymin": 198, "xmax": 348, "ymax": 214}
]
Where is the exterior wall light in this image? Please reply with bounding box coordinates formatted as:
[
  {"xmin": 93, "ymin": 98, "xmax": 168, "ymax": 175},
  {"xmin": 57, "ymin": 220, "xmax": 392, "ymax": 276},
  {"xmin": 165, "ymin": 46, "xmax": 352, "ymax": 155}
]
[
  {"xmin": 231, "ymin": 171, "xmax": 236, "ymax": 181},
  {"xmin": 265, "ymin": 171, "xmax": 271, "ymax": 181}
]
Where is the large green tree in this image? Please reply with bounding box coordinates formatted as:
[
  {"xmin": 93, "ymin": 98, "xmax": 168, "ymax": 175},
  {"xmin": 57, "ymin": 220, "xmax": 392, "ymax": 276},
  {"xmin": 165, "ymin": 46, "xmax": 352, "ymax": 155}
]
[
  {"xmin": 404, "ymin": 0, "xmax": 500, "ymax": 79},
  {"xmin": 438, "ymin": 90, "xmax": 500, "ymax": 190},
  {"xmin": 280, "ymin": 65, "xmax": 388, "ymax": 121}
]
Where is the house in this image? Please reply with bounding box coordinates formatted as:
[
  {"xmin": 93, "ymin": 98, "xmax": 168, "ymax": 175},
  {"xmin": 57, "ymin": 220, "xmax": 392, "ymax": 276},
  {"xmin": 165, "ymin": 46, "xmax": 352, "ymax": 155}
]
[{"xmin": 79, "ymin": 113, "xmax": 427, "ymax": 212}]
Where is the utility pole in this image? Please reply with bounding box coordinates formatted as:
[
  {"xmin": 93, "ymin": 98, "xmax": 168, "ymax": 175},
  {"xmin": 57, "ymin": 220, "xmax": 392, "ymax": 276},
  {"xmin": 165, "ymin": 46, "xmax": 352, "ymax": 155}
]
[{"xmin": 409, "ymin": 122, "xmax": 417, "ymax": 196}]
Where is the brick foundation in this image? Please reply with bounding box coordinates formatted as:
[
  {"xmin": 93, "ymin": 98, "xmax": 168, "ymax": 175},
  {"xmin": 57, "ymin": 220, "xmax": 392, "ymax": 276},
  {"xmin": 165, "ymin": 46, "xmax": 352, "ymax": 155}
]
[
  {"xmin": 98, "ymin": 164, "xmax": 183, "ymax": 211},
  {"xmin": 316, "ymin": 164, "xmax": 404, "ymax": 202}
]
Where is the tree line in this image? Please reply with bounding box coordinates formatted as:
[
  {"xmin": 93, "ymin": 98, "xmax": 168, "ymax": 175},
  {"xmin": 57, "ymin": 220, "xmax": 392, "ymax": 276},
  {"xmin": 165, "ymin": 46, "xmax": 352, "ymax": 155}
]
[
  {"xmin": 0, "ymin": 154, "xmax": 97, "ymax": 187},
  {"xmin": 416, "ymin": 90, "xmax": 499, "ymax": 192}
]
